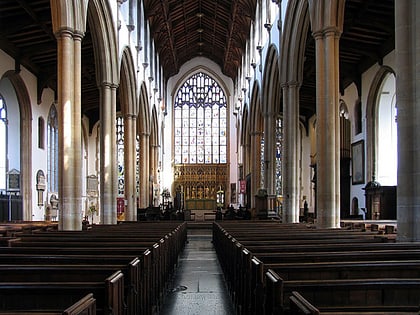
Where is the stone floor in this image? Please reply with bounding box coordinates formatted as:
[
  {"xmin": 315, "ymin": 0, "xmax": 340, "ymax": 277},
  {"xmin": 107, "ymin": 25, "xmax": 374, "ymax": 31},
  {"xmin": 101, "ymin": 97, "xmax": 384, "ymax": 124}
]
[{"xmin": 160, "ymin": 228, "xmax": 234, "ymax": 315}]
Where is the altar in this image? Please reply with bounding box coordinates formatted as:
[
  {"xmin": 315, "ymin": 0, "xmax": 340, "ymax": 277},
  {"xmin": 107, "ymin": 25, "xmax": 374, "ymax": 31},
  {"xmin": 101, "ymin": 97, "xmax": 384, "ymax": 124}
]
[{"xmin": 185, "ymin": 199, "xmax": 217, "ymax": 221}]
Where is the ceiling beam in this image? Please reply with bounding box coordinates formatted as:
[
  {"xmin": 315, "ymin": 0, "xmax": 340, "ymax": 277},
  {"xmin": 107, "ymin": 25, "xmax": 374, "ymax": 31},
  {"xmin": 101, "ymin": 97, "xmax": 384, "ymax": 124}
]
[
  {"xmin": 159, "ymin": 0, "xmax": 178, "ymax": 75},
  {"xmin": 223, "ymin": 0, "xmax": 239, "ymax": 77}
]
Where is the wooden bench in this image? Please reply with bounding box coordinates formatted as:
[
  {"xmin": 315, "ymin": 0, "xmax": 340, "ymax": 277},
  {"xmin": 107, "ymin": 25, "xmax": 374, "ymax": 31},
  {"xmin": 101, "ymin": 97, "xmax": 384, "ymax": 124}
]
[
  {"xmin": 0, "ymin": 271, "xmax": 123, "ymax": 315},
  {"xmin": 0, "ymin": 221, "xmax": 187, "ymax": 315},
  {"xmin": 0, "ymin": 293, "xmax": 95, "ymax": 315},
  {"xmin": 266, "ymin": 259, "xmax": 420, "ymax": 281},
  {"xmin": 288, "ymin": 290, "xmax": 420, "ymax": 315},
  {"xmin": 0, "ymin": 262, "xmax": 138, "ymax": 315},
  {"xmin": 266, "ymin": 272, "xmax": 420, "ymax": 314},
  {"xmin": 212, "ymin": 221, "xmax": 420, "ymax": 315}
]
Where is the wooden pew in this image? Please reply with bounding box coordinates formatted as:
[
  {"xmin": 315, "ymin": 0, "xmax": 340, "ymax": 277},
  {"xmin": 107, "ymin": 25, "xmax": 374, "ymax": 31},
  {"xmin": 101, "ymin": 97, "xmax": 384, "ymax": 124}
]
[
  {"xmin": 0, "ymin": 293, "xmax": 96, "ymax": 315},
  {"xmin": 266, "ymin": 259, "xmax": 420, "ymax": 281},
  {"xmin": 63, "ymin": 293, "xmax": 96, "ymax": 315},
  {"xmin": 288, "ymin": 290, "xmax": 420, "ymax": 315},
  {"xmin": 0, "ymin": 271, "xmax": 123, "ymax": 315},
  {"xmin": 266, "ymin": 270, "xmax": 420, "ymax": 314},
  {"xmin": 1, "ymin": 221, "xmax": 187, "ymax": 315},
  {"xmin": 212, "ymin": 221, "xmax": 420, "ymax": 315},
  {"xmin": 0, "ymin": 262, "xmax": 138, "ymax": 315}
]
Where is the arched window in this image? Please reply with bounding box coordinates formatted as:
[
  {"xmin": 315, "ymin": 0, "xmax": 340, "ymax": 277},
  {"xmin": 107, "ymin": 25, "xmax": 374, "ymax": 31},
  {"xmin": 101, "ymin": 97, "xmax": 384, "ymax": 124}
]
[
  {"xmin": 275, "ymin": 117, "xmax": 282, "ymax": 195},
  {"xmin": 117, "ymin": 116, "xmax": 124, "ymax": 196},
  {"xmin": 260, "ymin": 136, "xmax": 264, "ymax": 188},
  {"xmin": 0, "ymin": 94, "xmax": 7, "ymax": 190},
  {"xmin": 377, "ymin": 73, "xmax": 397, "ymax": 185},
  {"xmin": 354, "ymin": 99, "xmax": 362, "ymax": 135},
  {"xmin": 47, "ymin": 105, "xmax": 58, "ymax": 192},
  {"xmin": 174, "ymin": 72, "xmax": 227, "ymax": 164},
  {"xmin": 38, "ymin": 117, "xmax": 45, "ymax": 149}
]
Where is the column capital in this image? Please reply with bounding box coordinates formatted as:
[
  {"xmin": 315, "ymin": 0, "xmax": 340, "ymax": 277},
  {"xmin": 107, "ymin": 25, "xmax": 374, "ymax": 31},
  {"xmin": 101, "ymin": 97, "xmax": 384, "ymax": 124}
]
[
  {"xmin": 281, "ymin": 81, "xmax": 301, "ymax": 89},
  {"xmin": 100, "ymin": 81, "xmax": 119, "ymax": 90},
  {"xmin": 54, "ymin": 27, "xmax": 75, "ymax": 40},
  {"xmin": 308, "ymin": 0, "xmax": 345, "ymax": 38},
  {"xmin": 312, "ymin": 26, "xmax": 342, "ymax": 40},
  {"xmin": 124, "ymin": 113, "xmax": 137, "ymax": 120}
]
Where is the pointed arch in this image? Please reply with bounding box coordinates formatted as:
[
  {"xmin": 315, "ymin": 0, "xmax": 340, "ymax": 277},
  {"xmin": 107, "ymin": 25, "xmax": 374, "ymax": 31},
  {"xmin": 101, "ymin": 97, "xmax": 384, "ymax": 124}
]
[
  {"xmin": 280, "ymin": 0, "xmax": 310, "ymax": 85},
  {"xmin": 87, "ymin": 0, "xmax": 119, "ymax": 86},
  {"xmin": 150, "ymin": 105, "xmax": 159, "ymax": 148},
  {"xmin": 1, "ymin": 71, "xmax": 32, "ymax": 220},
  {"xmin": 250, "ymin": 81, "xmax": 263, "ymax": 135},
  {"xmin": 366, "ymin": 65, "xmax": 396, "ymax": 182},
  {"xmin": 262, "ymin": 44, "xmax": 281, "ymax": 114},
  {"xmin": 120, "ymin": 47, "xmax": 138, "ymax": 116},
  {"xmin": 137, "ymin": 82, "xmax": 151, "ymax": 209},
  {"xmin": 171, "ymin": 65, "xmax": 231, "ymax": 101},
  {"xmin": 150, "ymin": 105, "xmax": 159, "ymax": 195},
  {"xmin": 138, "ymin": 82, "xmax": 151, "ymax": 135},
  {"xmin": 248, "ymin": 80, "xmax": 263, "ymax": 206}
]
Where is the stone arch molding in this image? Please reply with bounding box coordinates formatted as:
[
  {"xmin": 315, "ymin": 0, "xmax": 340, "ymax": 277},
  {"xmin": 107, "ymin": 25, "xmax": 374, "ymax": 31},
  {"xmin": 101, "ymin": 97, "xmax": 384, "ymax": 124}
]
[
  {"xmin": 171, "ymin": 66, "xmax": 231, "ymax": 102},
  {"xmin": 50, "ymin": 0, "xmax": 119, "ymax": 86},
  {"xmin": 280, "ymin": 0, "xmax": 309, "ymax": 86},
  {"xmin": 366, "ymin": 65, "xmax": 396, "ymax": 182},
  {"xmin": 120, "ymin": 47, "xmax": 138, "ymax": 116},
  {"xmin": 1, "ymin": 71, "xmax": 33, "ymax": 220},
  {"xmin": 138, "ymin": 82, "xmax": 151, "ymax": 135},
  {"xmin": 262, "ymin": 44, "xmax": 281, "ymax": 115}
]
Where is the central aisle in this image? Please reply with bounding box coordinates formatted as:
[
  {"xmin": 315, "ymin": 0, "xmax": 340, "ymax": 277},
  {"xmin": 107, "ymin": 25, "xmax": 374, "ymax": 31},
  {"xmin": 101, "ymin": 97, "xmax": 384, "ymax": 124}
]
[{"xmin": 160, "ymin": 228, "xmax": 234, "ymax": 315}]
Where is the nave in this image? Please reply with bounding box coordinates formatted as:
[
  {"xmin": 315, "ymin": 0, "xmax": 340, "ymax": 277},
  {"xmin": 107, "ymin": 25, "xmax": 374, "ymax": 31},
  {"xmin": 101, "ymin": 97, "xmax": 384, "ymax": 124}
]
[
  {"xmin": 2, "ymin": 219, "xmax": 420, "ymax": 314},
  {"xmin": 160, "ymin": 226, "xmax": 234, "ymax": 315}
]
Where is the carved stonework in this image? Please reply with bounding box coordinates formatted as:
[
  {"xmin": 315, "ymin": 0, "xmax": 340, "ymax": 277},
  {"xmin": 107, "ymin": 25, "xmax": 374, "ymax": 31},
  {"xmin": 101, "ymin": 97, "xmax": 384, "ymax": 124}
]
[{"xmin": 173, "ymin": 164, "xmax": 228, "ymax": 203}]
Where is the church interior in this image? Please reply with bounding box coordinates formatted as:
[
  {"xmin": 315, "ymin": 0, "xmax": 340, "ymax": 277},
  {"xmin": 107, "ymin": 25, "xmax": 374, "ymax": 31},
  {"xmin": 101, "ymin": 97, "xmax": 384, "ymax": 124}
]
[{"xmin": 1, "ymin": 0, "xmax": 420, "ymax": 314}]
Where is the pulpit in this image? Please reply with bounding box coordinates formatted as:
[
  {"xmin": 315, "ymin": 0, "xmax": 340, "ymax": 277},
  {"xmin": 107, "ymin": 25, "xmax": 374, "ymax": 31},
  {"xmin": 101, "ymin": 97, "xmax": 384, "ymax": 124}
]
[{"xmin": 364, "ymin": 179, "xmax": 396, "ymax": 220}]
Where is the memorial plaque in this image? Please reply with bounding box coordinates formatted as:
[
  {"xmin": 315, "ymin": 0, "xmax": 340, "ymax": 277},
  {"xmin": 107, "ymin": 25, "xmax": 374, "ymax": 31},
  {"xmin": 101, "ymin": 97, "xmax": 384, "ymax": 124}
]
[{"xmin": 7, "ymin": 169, "xmax": 20, "ymax": 191}]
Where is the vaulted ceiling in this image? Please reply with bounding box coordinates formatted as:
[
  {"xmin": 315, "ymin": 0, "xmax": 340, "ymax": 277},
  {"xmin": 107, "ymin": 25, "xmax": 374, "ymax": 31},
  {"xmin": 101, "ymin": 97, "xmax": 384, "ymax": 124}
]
[{"xmin": 0, "ymin": 0, "xmax": 395, "ymax": 124}]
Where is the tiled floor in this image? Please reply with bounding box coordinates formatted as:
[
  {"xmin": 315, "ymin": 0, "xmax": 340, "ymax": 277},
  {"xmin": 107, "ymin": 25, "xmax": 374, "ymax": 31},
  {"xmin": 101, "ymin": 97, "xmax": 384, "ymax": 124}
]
[{"xmin": 160, "ymin": 229, "xmax": 234, "ymax": 315}]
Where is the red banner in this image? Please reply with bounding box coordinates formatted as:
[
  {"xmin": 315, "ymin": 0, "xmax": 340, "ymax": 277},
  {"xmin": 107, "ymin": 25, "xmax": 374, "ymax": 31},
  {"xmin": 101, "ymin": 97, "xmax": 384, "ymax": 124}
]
[{"xmin": 240, "ymin": 180, "xmax": 246, "ymax": 194}]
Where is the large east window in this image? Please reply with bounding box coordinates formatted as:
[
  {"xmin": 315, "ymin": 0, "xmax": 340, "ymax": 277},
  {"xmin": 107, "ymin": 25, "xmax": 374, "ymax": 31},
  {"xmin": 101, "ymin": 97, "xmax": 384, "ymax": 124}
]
[{"xmin": 174, "ymin": 72, "xmax": 227, "ymax": 164}]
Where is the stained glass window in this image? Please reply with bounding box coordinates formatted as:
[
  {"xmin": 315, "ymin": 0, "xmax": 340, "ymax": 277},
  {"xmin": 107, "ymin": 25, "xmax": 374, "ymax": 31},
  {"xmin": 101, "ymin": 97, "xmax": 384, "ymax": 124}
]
[
  {"xmin": 174, "ymin": 72, "xmax": 227, "ymax": 164},
  {"xmin": 275, "ymin": 117, "xmax": 282, "ymax": 195},
  {"xmin": 261, "ymin": 136, "xmax": 264, "ymax": 188},
  {"xmin": 47, "ymin": 105, "xmax": 58, "ymax": 192},
  {"xmin": 117, "ymin": 116, "xmax": 124, "ymax": 196}
]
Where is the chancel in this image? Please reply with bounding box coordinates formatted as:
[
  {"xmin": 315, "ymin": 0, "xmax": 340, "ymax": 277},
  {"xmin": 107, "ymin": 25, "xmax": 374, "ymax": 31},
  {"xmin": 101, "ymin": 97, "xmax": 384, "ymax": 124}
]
[{"xmin": 1, "ymin": 0, "xmax": 420, "ymax": 314}]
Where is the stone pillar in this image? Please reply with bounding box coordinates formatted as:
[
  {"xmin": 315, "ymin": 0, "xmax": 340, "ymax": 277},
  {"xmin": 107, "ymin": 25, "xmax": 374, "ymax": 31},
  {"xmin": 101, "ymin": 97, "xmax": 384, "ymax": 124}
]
[
  {"xmin": 56, "ymin": 29, "xmax": 83, "ymax": 230},
  {"xmin": 308, "ymin": 0, "xmax": 344, "ymax": 228},
  {"xmin": 250, "ymin": 131, "xmax": 263, "ymax": 209},
  {"xmin": 263, "ymin": 112, "xmax": 276, "ymax": 196},
  {"xmin": 282, "ymin": 82, "xmax": 300, "ymax": 223},
  {"xmin": 395, "ymin": 0, "xmax": 420, "ymax": 241},
  {"xmin": 124, "ymin": 114, "xmax": 136, "ymax": 221},
  {"xmin": 139, "ymin": 133, "xmax": 150, "ymax": 209},
  {"xmin": 100, "ymin": 83, "xmax": 118, "ymax": 224}
]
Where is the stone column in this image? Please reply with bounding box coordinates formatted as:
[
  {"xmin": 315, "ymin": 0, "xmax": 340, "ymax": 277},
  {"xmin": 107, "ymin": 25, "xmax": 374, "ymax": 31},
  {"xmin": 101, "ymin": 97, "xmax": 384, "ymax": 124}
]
[
  {"xmin": 395, "ymin": 0, "xmax": 420, "ymax": 241},
  {"xmin": 282, "ymin": 82, "xmax": 300, "ymax": 223},
  {"xmin": 308, "ymin": 0, "xmax": 344, "ymax": 228},
  {"xmin": 56, "ymin": 29, "xmax": 83, "ymax": 230},
  {"xmin": 100, "ymin": 83, "xmax": 118, "ymax": 224},
  {"xmin": 250, "ymin": 131, "xmax": 263, "ymax": 209},
  {"xmin": 138, "ymin": 133, "xmax": 150, "ymax": 209},
  {"xmin": 263, "ymin": 112, "xmax": 276, "ymax": 196},
  {"xmin": 124, "ymin": 114, "xmax": 136, "ymax": 221}
]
